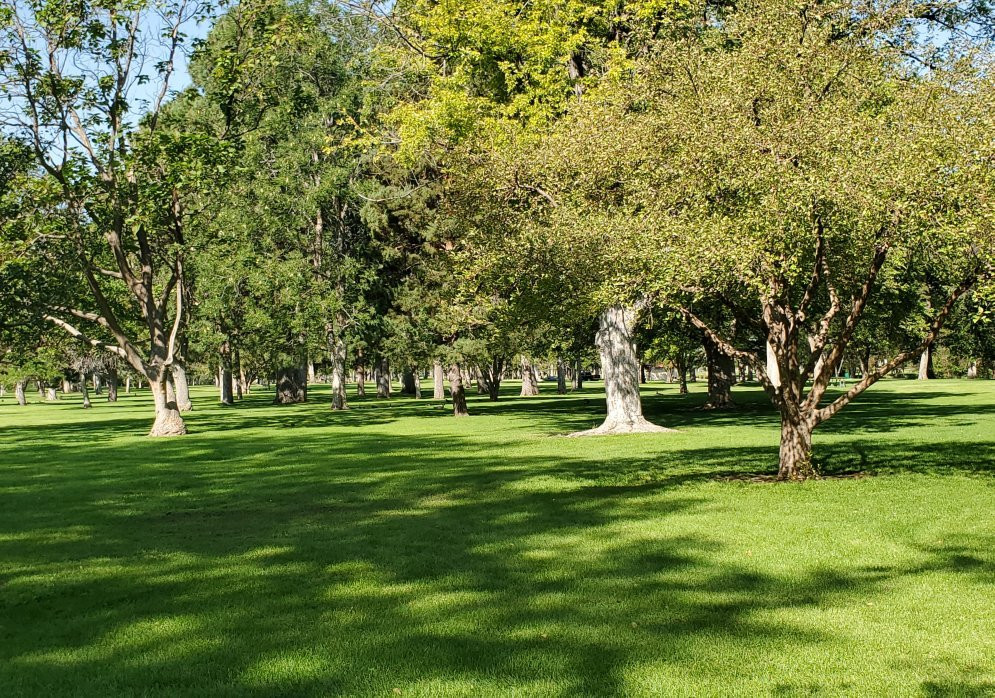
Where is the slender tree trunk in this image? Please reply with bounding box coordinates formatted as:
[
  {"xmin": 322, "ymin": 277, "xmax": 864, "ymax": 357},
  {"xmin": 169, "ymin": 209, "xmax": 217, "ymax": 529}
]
[
  {"xmin": 81, "ymin": 375, "xmax": 92, "ymax": 408},
  {"xmin": 308, "ymin": 361, "xmax": 317, "ymax": 383},
  {"xmin": 571, "ymin": 305, "xmax": 672, "ymax": 435},
  {"xmin": 703, "ymin": 335, "xmax": 735, "ymax": 409},
  {"xmin": 414, "ymin": 373, "xmax": 422, "ymax": 398},
  {"xmin": 125, "ymin": 375, "xmax": 131, "ymax": 394},
  {"xmin": 572, "ymin": 358, "xmax": 583, "ymax": 390},
  {"xmin": 356, "ymin": 364, "xmax": 366, "ymax": 397},
  {"xmin": 220, "ymin": 359, "xmax": 234, "ymax": 405},
  {"xmin": 14, "ymin": 380, "xmax": 26, "ymax": 406},
  {"xmin": 330, "ymin": 331, "xmax": 348, "ymax": 410},
  {"xmin": 107, "ymin": 368, "xmax": 118, "ymax": 402},
  {"xmin": 93, "ymin": 374, "xmax": 102, "ymax": 395},
  {"xmin": 448, "ymin": 363, "xmax": 469, "ymax": 417},
  {"xmin": 778, "ymin": 411, "xmax": 815, "ymax": 481},
  {"xmin": 557, "ymin": 358, "xmax": 567, "ymax": 394},
  {"xmin": 171, "ymin": 362, "xmax": 192, "ymax": 412},
  {"xmin": 433, "ymin": 360, "xmax": 445, "ymax": 399},
  {"xmin": 150, "ymin": 372, "xmax": 187, "ymax": 437},
  {"xmin": 678, "ymin": 358, "xmax": 689, "ymax": 395},
  {"xmin": 520, "ymin": 357, "xmax": 540, "ymax": 397},
  {"xmin": 275, "ymin": 366, "xmax": 308, "ymax": 404}
]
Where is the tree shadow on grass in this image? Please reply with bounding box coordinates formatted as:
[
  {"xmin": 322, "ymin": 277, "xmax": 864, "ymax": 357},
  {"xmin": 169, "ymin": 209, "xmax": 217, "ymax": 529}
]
[{"xmin": 0, "ymin": 410, "xmax": 994, "ymax": 694}]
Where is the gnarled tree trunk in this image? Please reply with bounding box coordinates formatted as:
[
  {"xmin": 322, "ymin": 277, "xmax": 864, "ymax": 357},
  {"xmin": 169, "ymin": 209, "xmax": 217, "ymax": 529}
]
[
  {"xmin": 45, "ymin": 387, "xmax": 58, "ymax": 401},
  {"xmin": 703, "ymin": 335, "xmax": 735, "ymax": 409},
  {"xmin": 448, "ymin": 363, "xmax": 469, "ymax": 417},
  {"xmin": 778, "ymin": 412, "xmax": 815, "ymax": 480},
  {"xmin": 570, "ymin": 305, "xmax": 673, "ymax": 436},
  {"xmin": 519, "ymin": 357, "xmax": 540, "ymax": 397},
  {"xmin": 150, "ymin": 371, "xmax": 186, "ymax": 436}
]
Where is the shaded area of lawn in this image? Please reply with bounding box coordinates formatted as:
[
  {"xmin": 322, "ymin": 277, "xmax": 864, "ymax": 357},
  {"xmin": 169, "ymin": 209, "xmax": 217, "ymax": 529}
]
[{"xmin": 0, "ymin": 380, "xmax": 993, "ymax": 695}]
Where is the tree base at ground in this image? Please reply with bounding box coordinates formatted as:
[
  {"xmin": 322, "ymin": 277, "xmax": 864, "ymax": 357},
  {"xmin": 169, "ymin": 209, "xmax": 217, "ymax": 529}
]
[{"xmin": 568, "ymin": 416, "xmax": 675, "ymax": 437}]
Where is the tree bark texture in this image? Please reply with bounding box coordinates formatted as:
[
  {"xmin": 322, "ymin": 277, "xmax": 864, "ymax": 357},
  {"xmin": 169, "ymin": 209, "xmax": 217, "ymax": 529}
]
[
  {"xmin": 448, "ymin": 363, "xmax": 469, "ymax": 417},
  {"xmin": 519, "ymin": 357, "xmax": 540, "ymax": 397},
  {"xmin": 570, "ymin": 305, "xmax": 672, "ymax": 436},
  {"xmin": 703, "ymin": 335, "xmax": 735, "ymax": 409},
  {"xmin": 433, "ymin": 360, "xmax": 446, "ymax": 399}
]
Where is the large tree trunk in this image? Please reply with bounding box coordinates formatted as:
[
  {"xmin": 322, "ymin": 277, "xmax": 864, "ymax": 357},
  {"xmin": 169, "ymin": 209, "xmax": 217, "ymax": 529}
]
[
  {"xmin": 15, "ymin": 380, "xmax": 27, "ymax": 406},
  {"xmin": 778, "ymin": 412, "xmax": 815, "ymax": 481},
  {"xmin": 172, "ymin": 362, "xmax": 192, "ymax": 412},
  {"xmin": 557, "ymin": 358, "xmax": 567, "ymax": 394},
  {"xmin": 330, "ymin": 332, "xmax": 348, "ymax": 410},
  {"xmin": 677, "ymin": 358, "xmax": 689, "ymax": 394},
  {"xmin": 275, "ymin": 366, "xmax": 307, "ymax": 404},
  {"xmin": 448, "ymin": 364, "xmax": 469, "ymax": 417},
  {"xmin": 106, "ymin": 368, "xmax": 118, "ymax": 402},
  {"xmin": 401, "ymin": 368, "xmax": 417, "ymax": 396},
  {"xmin": 571, "ymin": 305, "xmax": 673, "ymax": 436},
  {"xmin": 150, "ymin": 372, "xmax": 187, "ymax": 437},
  {"xmin": 45, "ymin": 387, "xmax": 58, "ymax": 401},
  {"xmin": 519, "ymin": 357, "xmax": 540, "ymax": 397},
  {"xmin": 375, "ymin": 357, "xmax": 391, "ymax": 398},
  {"xmin": 918, "ymin": 345, "xmax": 935, "ymax": 380},
  {"xmin": 703, "ymin": 335, "xmax": 735, "ymax": 409},
  {"xmin": 433, "ymin": 360, "xmax": 446, "ymax": 399}
]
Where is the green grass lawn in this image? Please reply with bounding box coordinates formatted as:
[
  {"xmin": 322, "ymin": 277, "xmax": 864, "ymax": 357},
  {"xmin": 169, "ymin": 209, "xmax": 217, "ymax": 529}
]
[{"xmin": 1, "ymin": 379, "xmax": 993, "ymax": 696}]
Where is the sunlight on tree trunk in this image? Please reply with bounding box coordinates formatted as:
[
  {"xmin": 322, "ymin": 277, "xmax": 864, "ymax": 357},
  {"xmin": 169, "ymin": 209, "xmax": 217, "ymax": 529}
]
[{"xmin": 570, "ymin": 305, "xmax": 673, "ymax": 436}]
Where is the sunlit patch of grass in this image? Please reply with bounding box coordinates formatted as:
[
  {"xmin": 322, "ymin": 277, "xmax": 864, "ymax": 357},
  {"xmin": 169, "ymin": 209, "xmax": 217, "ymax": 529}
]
[{"xmin": 0, "ymin": 379, "xmax": 993, "ymax": 695}]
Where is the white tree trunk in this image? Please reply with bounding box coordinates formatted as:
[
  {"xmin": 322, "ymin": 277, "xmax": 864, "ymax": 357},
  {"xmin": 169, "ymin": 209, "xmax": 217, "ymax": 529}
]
[
  {"xmin": 15, "ymin": 380, "xmax": 26, "ymax": 406},
  {"xmin": 918, "ymin": 346, "xmax": 932, "ymax": 380},
  {"xmin": 570, "ymin": 305, "xmax": 673, "ymax": 436},
  {"xmin": 172, "ymin": 363, "xmax": 193, "ymax": 412},
  {"xmin": 766, "ymin": 342, "xmax": 781, "ymax": 388}
]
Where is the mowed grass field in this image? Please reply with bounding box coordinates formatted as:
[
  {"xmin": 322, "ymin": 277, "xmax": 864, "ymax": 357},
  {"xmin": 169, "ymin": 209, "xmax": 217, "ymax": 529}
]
[{"xmin": 0, "ymin": 378, "xmax": 993, "ymax": 696}]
